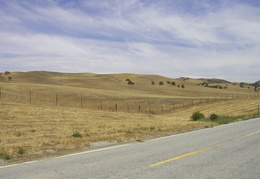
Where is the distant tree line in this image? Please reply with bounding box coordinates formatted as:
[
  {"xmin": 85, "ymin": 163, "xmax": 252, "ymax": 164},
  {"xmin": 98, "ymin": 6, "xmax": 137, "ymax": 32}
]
[
  {"xmin": 152, "ymin": 80, "xmax": 184, "ymax": 88},
  {"xmin": 125, "ymin": 79, "xmax": 185, "ymax": 88},
  {"xmin": 238, "ymin": 82, "xmax": 260, "ymax": 92},
  {"xmin": 199, "ymin": 82, "xmax": 227, "ymax": 89},
  {"xmin": 199, "ymin": 80, "xmax": 260, "ymax": 92},
  {"xmin": 124, "ymin": 77, "xmax": 259, "ymax": 92}
]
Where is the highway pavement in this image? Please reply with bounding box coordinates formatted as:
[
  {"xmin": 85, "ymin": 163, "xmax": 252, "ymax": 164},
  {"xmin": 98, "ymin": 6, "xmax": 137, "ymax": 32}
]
[{"xmin": 0, "ymin": 118, "xmax": 259, "ymax": 178}]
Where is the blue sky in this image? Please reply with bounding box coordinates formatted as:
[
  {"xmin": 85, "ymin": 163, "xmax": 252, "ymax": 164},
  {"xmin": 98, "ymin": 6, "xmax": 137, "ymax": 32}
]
[{"xmin": 0, "ymin": 0, "xmax": 260, "ymax": 82}]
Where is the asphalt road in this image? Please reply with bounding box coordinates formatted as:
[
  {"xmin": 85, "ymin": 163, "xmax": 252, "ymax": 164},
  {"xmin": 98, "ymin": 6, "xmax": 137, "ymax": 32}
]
[{"xmin": 1, "ymin": 118, "xmax": 260, "ymax": 179}]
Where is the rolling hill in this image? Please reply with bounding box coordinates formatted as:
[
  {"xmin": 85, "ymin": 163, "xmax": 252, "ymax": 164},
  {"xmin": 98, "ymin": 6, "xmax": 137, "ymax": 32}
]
[
  {"xmin": 0, "ymin": 71, "xmax": 260, "ymax": 164},
  {"xmin": 1, "ymin": 71, "xmax": 258, "ymax": 96}
]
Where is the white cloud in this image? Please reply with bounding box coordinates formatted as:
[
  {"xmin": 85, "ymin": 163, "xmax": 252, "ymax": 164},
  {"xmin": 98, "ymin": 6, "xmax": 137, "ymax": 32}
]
[{"xmin": 0, "ymin": 0, "xmax": 260, "ymax": 82}]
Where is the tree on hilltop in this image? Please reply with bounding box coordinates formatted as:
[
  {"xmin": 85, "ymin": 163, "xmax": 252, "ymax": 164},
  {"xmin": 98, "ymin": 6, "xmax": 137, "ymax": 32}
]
[
  {"xmin": 126, "ymin": 79, "xmax": 134, "ymax": 85},
  {"xmin": 5, "ymin": 71, "xmax": 11, "ymax": 75}
]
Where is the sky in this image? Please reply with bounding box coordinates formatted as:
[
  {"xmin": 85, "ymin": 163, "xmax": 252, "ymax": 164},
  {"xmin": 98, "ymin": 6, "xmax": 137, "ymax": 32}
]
[{"xmin": 0, "ymin": 0, "xmax": 260, "ymax": 83}]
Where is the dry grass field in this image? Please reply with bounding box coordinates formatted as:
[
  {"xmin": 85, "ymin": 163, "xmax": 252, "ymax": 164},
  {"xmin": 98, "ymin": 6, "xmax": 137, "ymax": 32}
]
[{"xmin": 0, "ymin": 71, "xmax": 259, "ymax": 164}]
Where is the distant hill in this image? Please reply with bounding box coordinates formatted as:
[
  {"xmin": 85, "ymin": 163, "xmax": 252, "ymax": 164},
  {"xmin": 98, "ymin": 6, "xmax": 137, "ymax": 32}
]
[
  {"xmin": 0, "ymin": 71, "xmax": 253, "ymax": 88},
  {"xmin": 0, "ymin": 71, "xmax": 258, "ymax": 101},
  {"xmin": 8, "ymin": 71, "xmax": 175, "ymax": 87},
  {"xmin": 255, "ymin": 80, "xmax": 260, "ymax": 84},
  {"xmin": 199, "ymin": 78, "xmax": 231, "ymax": 84}
]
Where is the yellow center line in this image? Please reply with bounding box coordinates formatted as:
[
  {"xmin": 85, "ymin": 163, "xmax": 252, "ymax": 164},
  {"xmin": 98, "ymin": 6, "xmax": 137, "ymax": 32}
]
[
  {"xmin": 247, "ymin": 130, "xmax": 260, "ymax": 136},
  {"xmin": 150, "ymin": 147, "xmax": 213, "ymax": 167}
]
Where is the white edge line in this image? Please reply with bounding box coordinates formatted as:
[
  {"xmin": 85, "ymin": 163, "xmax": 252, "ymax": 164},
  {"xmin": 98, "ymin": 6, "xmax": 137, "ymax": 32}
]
[
  {"xmin": 150, "ymin": 117, "xmax": 260, "ymax": 142},
  {"xmin": 56, "ymin": 144, "xmax": 131, "ymax": 159},
  {"xmin": 1, "ymin": 117, "xmax": 259, "ymax": 169},
  {"xmin": 0, "ymin": 144, "xmax": 130, "ymax": 169}
]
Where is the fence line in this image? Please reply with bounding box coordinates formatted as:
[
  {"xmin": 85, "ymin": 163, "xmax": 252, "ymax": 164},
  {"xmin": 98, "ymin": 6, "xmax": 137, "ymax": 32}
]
[{"xmin": 0, "ymin": 86, "xmax": 259, "ymax": 114}]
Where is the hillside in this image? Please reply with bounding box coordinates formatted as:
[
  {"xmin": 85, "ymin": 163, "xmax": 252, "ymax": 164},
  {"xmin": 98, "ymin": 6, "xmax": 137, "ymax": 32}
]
[
  {"xmin": 0, "ymin": 71, "xmax": 258, "ymax": 114},
  {"xmin": 0, "ymin": 71, "xmax": 260, "ymax": 164},
  {"xmin": 1, "ymin": 71, "xmax": 258, "ymax": 97}
]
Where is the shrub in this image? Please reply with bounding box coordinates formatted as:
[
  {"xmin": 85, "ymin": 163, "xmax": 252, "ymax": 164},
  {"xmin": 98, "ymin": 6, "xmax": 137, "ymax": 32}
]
[
  {"xmin": 14, "ymin": 132, "xmax": 22, "ymax": 137},
  {"xmin": 210, "ymin": 113, "xmax": 218, "ymax": 121},
  {"xmin": 127, "ymin": 81, "xmax": 134, "ymax": 85},
  {"xmin": 0, "ymin": 153, "xmax": 11, "ymax": 160},
  {"xmin": 216, "ymin": 115, "xmax": 242, "ymax": 124},
  {"xmin": 159, "ymin": 81, "xmax": 164, "ymax": 86},
  {"xmin": 191, "ymin": 112, "xmax": 205, "ymax": 121},
  {"xmin": 171, "ymin": 82, "xmax": 176, "ymax": 86},
  {"xmin": 72, "ymin": 131, "xmax": 82, "ymax": 138},
  {"xmin": 126, "ymin": 79, "xmax": 134, "ymax": 85},
  {"xmin": 17, "ymin": 147, "xmax": 26, "ymax": 155},
  {"xmin": 201, "ymin": 82, "xmax": 208, "ymax": 87}
]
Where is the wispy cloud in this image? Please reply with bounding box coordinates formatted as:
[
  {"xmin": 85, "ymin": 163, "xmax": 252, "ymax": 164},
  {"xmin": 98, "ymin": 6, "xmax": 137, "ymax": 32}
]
[{"xmin": 0, "ymin": 0, "xmax": 259, "ymax": 82}]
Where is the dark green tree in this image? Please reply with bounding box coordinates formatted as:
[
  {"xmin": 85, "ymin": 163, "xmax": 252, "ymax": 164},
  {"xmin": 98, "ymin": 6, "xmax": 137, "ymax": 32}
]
[
  {"xmin": 159, "ymin": 81, "xmax": 164, "ymax": 86},
  {"xmin": 191, "ymin": 112, "xmax": 205, "ymax": 121}
]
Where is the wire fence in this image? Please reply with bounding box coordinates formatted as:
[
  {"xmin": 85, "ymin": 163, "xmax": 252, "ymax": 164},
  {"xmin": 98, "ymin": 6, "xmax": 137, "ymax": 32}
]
[{"xmin": 0, "ymin": 86, "xmax": 259, "ymax": 114}]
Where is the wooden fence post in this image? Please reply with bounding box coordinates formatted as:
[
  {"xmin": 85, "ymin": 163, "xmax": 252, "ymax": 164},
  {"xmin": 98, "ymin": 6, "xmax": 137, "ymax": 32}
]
[
  {"xmin": 56, "ymin": 94, "xmax": 58, "ymax": 106},
  {"xmin": 81, "ymin": 98, "xmax": 83, "ymax": 108},
  {"xmin": 29, "ymin": 90, "xmax": 32, "ymax": 103},
  {"xmin": 115, "ymin": 103, "xmax": 118, "ymax": 112},
  {"xmin": 100, "ymin": 101, "xmax": 103, "ymax": 110},
  {"xmin": 0, "ymin": 87, "xmax": 1, "ymax": 100},
  {"xmin": 138, "ymin": 105, "xmax": 141, "ymax": 113}
]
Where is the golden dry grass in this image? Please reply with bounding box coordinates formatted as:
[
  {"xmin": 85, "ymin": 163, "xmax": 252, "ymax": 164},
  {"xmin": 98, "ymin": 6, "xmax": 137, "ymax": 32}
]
[
  {"xmin": 1, "ymin": 98, "xmax": 259, "ymax": 161},
  {"xmin": 0, "ymin": 71, "xmax": 259, "ymax": 163}
]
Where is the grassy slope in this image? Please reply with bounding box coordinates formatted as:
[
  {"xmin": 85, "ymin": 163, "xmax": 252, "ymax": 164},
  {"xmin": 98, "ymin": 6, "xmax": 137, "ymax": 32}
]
[
  {"xmin": 5, "ymin": 71, "xmax": 259, "ymax": 97},
  {"xmin": 0, "ymin": 71, "xmax": 259, "ymax": 163}
]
